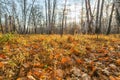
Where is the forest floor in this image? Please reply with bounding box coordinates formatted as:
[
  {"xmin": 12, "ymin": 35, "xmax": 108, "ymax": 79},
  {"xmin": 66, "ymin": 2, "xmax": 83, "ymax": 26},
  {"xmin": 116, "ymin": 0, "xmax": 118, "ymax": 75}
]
[{"xmin": 0, "ymin": 34, "xmax": 120, "ymax": 80}]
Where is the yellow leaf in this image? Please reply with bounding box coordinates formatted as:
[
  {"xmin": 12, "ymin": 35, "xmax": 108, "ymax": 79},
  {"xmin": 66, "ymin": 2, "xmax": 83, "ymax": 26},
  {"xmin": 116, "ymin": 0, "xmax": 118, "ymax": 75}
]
[
  {"xmin": 0, "ymin": 62, "xmax": 4, "ymax": 68},
  {"xmin": 109, "ymin": 76, "xmax": 116, "ymax": 80}
]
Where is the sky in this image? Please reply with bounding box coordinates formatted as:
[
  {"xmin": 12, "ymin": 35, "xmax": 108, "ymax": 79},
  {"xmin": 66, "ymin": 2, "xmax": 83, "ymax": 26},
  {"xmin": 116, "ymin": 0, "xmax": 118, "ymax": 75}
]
[
  {"xmin": 35, "ymin": 0, "xmax": 85, "ymax": 23},
  {"xmin": 1, "ymin": 0, "xmax": 95, "ymax": 23}
]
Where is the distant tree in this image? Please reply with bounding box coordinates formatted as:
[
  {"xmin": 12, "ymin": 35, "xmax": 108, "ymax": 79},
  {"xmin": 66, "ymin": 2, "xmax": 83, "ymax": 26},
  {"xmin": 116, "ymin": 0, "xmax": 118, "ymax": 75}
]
[
  {"xmin": 106, "ymin": 3, "xmax": 115, "ymax": 35},
  {"xmin": 61, "ymin": 0, "xmax": 67, "ymax": 37},
  {"xmin": 51, "ymin": 0, "xmax": 57, "ymax": 34},
  {"xmin": 45, "ymin": 0, "xmax": 48, "ymax": 33},
  {"xmin": 85, "ymin": 0, "xmax": 93, "ymax": 33},
  {"xmin": 48, "ymin": 0, "xmax": 51, "ymax": 34},
  {"xmin": 115, "ymin": 8, "xmax": 120, "ymax": 33},
  {"xmin": 0, "ymin": 2, "xmax": 4, "ymax": 33},
  {"xmin": 5, "ymin": 14, "xmax": 8, "ymax": 33},
  {"xmin": 114, "ymin": 0, "xmax": 120, "ymax": 33},
  {"xmin": 23, "ymin": 0, "xmax": 27, "ymax": 33},
  {"xmin": 98, "ymin": 0, "xmax": 104, "ymax": 34},
  {"xmin": 95, "ymin": 0, "xmax": 100, "ymax": 34}
]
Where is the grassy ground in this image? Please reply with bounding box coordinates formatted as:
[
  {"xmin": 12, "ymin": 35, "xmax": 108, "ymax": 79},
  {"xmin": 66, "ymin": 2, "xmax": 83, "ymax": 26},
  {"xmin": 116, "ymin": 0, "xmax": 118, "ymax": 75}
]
[{"xmin": 0, "ymin": 34, "xmax": 120, "ymax": 80}]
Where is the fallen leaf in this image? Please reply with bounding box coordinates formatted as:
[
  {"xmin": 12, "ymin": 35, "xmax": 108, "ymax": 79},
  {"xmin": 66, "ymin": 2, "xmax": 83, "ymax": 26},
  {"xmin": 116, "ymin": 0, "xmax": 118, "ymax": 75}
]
[
  {"xmin": 0, "ymin": 62, "xmax": 4, "ymax": 68},
  {"xmin": 109, "ymin": 76, "xmax": 116, "ymax": 80},
  {"xmin": 76, "ymin": 58, "xmax": 83, "ymax": 64},
  {"xmin": 61, "ymin": 57, "xmax": 71, "ymax": 64},
  {"xmin": 82, "ymin": 73, "xmax": 91, "ymax": 80},
  {"xmin": 71, "ymin": 67, "xmax": 81, "ymax": 77},
  {"xmin": 116, "ymin": 59, "xmax": 120, "ymax": 65},
  {"xmin": 55, "ymin": 69, "xmax": 64, "ymax": 78},
  {"xmin": 27, "ymin": 75, "xmax": 36, "ymax": 80},
  {"xmin": 86, "ymin": 47, "xmax": 91, "ymax": 51},
  {"xmin": 109, "ymin": 64, "xmax": 117, "ymax": 70},
  {"xmin": 0, "ymin": 54, "xmax": 6, "ymax": 59}
]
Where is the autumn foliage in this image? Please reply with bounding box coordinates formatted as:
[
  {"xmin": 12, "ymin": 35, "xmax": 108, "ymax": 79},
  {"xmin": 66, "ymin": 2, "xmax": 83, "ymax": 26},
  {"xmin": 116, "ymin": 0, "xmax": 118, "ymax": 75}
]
[{"xmin": 0, "ymin": 34, "xmax": 120, "ymax": 80}]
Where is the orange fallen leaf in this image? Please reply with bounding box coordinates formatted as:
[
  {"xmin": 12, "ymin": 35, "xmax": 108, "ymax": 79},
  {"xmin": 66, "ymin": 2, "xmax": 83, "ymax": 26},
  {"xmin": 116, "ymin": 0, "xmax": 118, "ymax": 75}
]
[
  {"xmin": 55, "ymin": 69, "xmax": 64, "ymax": 78},
  {"xmin": 0, "ymin": 76, "xmax": 3, "ymax": 80},
  {"xmin": 98, "ymin": 57, "xmax": 109, "ymax": 61},
  {"xmin": 86, "ymin": 47, "xmax": 91, "ymax": 51},
  {"xmin": 61, "ymin": 57, "xmax": 71, "ymax": 64},
  {"xmin": 97, "ymin": 49, "xmax": 109, "ymax": 54},
  {"xmin": 116, "ymin": 59, "xmax": 120, "ymax": 65},
  {"xmin": 54, "ymin": 54, "xmax": 60, "ymax": 59},
  {"xmin": 0, "ymin": 54, "xmax": 6, "ymax": 59},
  {"xmin": 109, "ymin": 76, "xmax": 116, "ymax": 80},
  {"xmin": 109, "ymin": 47, "xmax": 114, "ymax": 51},
  {"xmin": 116, "ymin": 77, "xmax": 120, "ymax": 80},
  {"xmin": 0, "ymin": 62, "xmax": 4, "ymax": 68},
  {"xmin": 76, "ymin": 59, "xmax": 83, "ymax": 64},
  {"xmin": 33, "ymin": 63, "xmax": 44, "ymax": 67},
  {"xmin": 67, "ymin": 36, "xmax": 74, "ymax": 42},
  {"xmin": 49, "ymin": 54, "xmax": 54, "ymax": 60}
]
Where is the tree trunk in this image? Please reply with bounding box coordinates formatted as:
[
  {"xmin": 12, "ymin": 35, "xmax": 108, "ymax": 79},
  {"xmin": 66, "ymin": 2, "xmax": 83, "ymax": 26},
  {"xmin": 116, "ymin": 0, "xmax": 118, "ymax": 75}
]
[
  {"xmin": 9, "ymin": 16, "xmax": 12, "ymax": 32},
  {"xmin": 116, "ymin": 9, "xmax": 120, "ymax": 33},
  {"xmin": 61, "ymin": 0, "xmax": 67, "ymax": 37},
  {"xmin": 48, "ymin": 0, "xmax": 51, "ymax": 34},
  {"xmin": 0, "ymin": 3, "xmax": 4, "ymax": 33},
  {"xmin": 85, "ymin": 0, "xmax": 90, "ymax": 34},
  {"xmin": 95, "ymin": 0, "xmax": 100, "ymax": 34},
  {"xmin": 85, "ymin": 0, "xmax": 93, "ymax": 33},
  {"xmin": 45, "ymin": 0, "xmax": 48, "ymax": 33},
  {"xmin": 51, "ymin": 0, "xmax": 56, "ymax": 34},
  {"xmin": 5, "ymin": 14, "xmax": 8, "ymax": 33},
  {"xmin": 106, "ymin": 3, "xmax": 115, "ymax": 35},
  {"xmin": 98, "ymin": 0, "xmax": 104, "ymax": 34},
  {"xmin": 23, "ymin": 0, "xmax": 27, "ymax": 34}
]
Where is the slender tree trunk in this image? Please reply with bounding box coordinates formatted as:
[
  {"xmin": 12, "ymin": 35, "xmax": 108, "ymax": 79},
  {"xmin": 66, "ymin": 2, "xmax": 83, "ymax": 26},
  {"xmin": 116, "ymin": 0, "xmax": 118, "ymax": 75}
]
[
  {"xmin": 0, "ymin": 3, "xmax": 4, "ymax": 33},
  {"xmin": 0, "ymin": 17, "xmax": 4, "ymax": 33},
  {"xmin": 12, "ymin": 17, "xmax": 16, "ymax": 32},
  {"xmin": 106, "ymin": 3, "xmax": 115, "ymax": 35},
  {"xmin": 87, "ymin": 0, "xmax": 93, "ymax": 33},
  {"xmin": 48, "ymin": 0, "xmax": 51, "ymax": 34},
  {"xmin": 51, "ymin": 0, "xmax": 56, "ymax": 34},
  {"xmin": 85, "ymin": 0, "xmax": 93, "ymax": 33},
  {"xmin": 95, "ymin": 0, "xmax": 100, "ymax": 33},
  {"xmin": 115, "ymin": 4, "xmax": 120, "ymax": 34},
  {"xmin": 85, "ymin": 0, "xmax": 90, "ymax": 34},
  {"xmin": 23, "ymin": 0, "xmax": 27, "ymax": 34},
  {"xmin": 61, "ymin": 0, "xmax": 67, "ymax": 37},
  {"xmin": 32, "ymin": 8, "xmax": 37, "ymax": 34},
  {"xmin": 27, "ymin": 0, "xmax": 35, "ymax": 34},
  {"xmin": 98, "ymin": 0, "xmax": 104, "ymax": 34},
  {"xmin": 45, "ymin": 0, "xmax": 48, "ymax": 33},
  {"xmin": 5, "ymin": 14, "xmax": 8, "ymax": 33},
  {"xmin": 81, "ymin": 0, "xmax": 85, "ymax": 33},
  {"xmin": 9, "ymin": 16, "xmax": 12, "ymax": 32},
  {"xmin": 16, "ymin": 16, "xmax": 21, "ymax": 33}
]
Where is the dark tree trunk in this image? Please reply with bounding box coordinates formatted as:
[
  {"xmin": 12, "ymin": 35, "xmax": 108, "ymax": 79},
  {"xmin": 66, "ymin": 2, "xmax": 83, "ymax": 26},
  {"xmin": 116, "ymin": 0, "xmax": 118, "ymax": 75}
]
[
  {"xmin": 95, "ymin": 0, "xmax": 100, "ymax": 34},
  {"xmin": 61, "ymin": 0, "xmax": 67, "ymax": 37},
  {"xmin": 115, "ymin": 7, "xmax": 120, "ymax": 34},
  {"xmin": 48, "ymin": 0, "xmax": 51, "ymax": 34},
  {"xmin": 5, "ymin": 14, "xmax": 8, "ymax": 33},
  {"xmin": 9, "ymin": 16, "xmax": 12, "ymax": 32},
  {"xmin": 23, "ymin": 0, "xmax": 27, "ymax": 34},
  {"xmin": 0, "ymin": 14, "xmax": 4, "ymax": 33},
  {"xmin": 45, "ymin": 0, "xmax": 48, "ymax": 33},
  {"xmin": 51, "ymin": 0, "xmax": 56, "ymax": 34},
  {"xmin": 106, "ymin": 3, "xmax": 115, "ymax": 35},
  {"xmin": 0, "ymin": 3, "xmax": 4, "ymax": 34},
  {"xmin": 98, "ymin": 0, "xmax": 104, "ymax": 34},
  {"xmin": 85, "ymin": 0, "xmax": 93, "ymax": 33}
]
